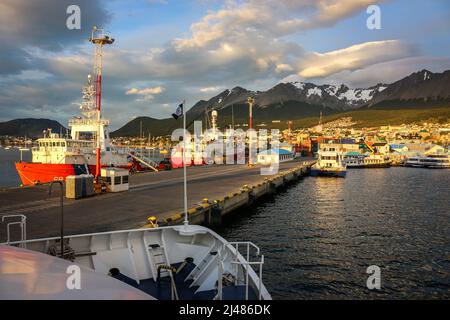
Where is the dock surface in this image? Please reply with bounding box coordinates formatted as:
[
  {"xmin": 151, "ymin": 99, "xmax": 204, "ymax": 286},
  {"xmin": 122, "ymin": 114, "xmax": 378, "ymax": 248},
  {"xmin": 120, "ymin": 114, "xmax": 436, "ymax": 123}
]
[{"xmin": 0, "ymin": 160, "xmax": 312, "ymax": 241}]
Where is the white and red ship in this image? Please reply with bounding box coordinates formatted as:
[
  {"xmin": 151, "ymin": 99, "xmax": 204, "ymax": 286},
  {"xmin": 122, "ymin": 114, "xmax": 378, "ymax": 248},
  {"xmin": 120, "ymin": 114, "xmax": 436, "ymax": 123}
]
[{"xmin": 15, "ymin": 28, "xmax": 136, "ymax": 186}]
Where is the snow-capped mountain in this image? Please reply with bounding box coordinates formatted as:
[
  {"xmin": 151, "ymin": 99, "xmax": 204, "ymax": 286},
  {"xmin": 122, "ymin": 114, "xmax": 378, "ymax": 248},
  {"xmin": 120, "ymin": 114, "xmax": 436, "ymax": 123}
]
[
  {"xmin": 186, "ymin": 69, "xmax": 450, "ymax": 122},
  {"xmin": 284, "ymin": 82, "xmax": 388, "ymax": 108},
  {"xmin": 368, "ymin": 69, "xmax": 450, "ymax": 108},
  {"xmin": 189, "ymin": 81, "xmax": 388, "ymax": 118}
]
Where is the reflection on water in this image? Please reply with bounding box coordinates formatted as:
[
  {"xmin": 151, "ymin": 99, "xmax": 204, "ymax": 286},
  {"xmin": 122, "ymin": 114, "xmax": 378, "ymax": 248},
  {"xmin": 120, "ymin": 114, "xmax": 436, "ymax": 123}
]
[
  {"xmin": 0, "ymin": 148, "xmax": 31, "ymax": 188},
  {"xmin": 214, "ymin": 168, "xmax": 450, "ymax": 299}
]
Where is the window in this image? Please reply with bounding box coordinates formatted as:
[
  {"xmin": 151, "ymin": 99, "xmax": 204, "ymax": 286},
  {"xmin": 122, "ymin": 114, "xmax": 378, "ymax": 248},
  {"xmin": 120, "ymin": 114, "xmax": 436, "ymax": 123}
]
[
  {"xmin": 114, "ymin": 176, "xmax": 121, "ymax": 185},
  {"xmin": 122, "ymin": 175, "xmax": 129, "ymax": 184},
  {"xmin": 105, "ymin": 177, "xmax": 111, "ymax": 184}
]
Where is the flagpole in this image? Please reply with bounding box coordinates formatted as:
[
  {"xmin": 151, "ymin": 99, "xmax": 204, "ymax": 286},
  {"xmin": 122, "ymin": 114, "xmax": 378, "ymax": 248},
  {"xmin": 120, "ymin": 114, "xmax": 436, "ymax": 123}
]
[{"xmin": 183, "ymin": 100, "xmax": 188, "ymax": 226}]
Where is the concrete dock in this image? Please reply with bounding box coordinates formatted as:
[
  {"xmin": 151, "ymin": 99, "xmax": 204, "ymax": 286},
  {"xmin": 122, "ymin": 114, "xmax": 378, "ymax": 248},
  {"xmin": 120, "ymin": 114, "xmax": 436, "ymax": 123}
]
[{"xmin": 0, "ymin": 159, "xmax": 314, "ymax": 242}]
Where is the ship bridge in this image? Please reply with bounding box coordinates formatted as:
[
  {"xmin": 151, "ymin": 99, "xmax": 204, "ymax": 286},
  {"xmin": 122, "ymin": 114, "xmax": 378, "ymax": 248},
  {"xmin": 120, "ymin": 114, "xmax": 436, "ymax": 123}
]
[{"xmin": 69, "ymin": 117, "xmax": 111, "ymax": 152}]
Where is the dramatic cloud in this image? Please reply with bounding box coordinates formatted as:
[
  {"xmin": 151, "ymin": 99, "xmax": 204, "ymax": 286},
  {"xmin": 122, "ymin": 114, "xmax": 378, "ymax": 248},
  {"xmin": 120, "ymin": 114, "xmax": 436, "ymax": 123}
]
[
  {"xmin": 0, "ymin": 0, "xmax": 447, "ymax": 128},
  {"xmin": 0, "ymin": 0, "xmax": 109, "ymax": 123},
  {"xmin": 298, "ymin": 40, "xmax": 417, "ymax": 78},
  {"xmin": 0, "ymin": 0, "xmax": 110, "ymax": 75}
]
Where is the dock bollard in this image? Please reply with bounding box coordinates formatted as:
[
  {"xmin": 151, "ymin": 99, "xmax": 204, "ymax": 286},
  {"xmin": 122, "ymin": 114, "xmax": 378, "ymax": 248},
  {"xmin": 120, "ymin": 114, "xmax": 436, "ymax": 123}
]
[{"xmin": 145, "ymin": 216, "xmax": 158, "ymax": 228}]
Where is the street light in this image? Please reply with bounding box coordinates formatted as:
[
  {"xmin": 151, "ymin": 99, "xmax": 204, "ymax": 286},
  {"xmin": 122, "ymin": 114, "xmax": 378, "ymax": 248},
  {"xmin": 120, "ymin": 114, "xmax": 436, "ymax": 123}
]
[{"xmin": 247, "ymin": 97, "xmax": 255, "ymax": 166}]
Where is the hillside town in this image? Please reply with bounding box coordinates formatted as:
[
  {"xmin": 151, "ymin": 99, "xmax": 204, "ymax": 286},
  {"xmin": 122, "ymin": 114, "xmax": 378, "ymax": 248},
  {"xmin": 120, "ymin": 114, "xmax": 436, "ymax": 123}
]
[
  {"xmin": 288, "ymin": 119, "xmax": 450, "ymax": 164},
  {"xmin": 3, "ymin": 117, "xmax": 449, "ymax": 169}
]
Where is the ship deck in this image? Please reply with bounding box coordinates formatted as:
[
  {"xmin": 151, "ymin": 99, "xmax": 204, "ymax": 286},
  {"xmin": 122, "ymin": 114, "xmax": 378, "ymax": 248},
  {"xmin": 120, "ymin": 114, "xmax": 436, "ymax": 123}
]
[{"xmin": 112, "ymin": 262, "xmax": 257, "ymax": 300}]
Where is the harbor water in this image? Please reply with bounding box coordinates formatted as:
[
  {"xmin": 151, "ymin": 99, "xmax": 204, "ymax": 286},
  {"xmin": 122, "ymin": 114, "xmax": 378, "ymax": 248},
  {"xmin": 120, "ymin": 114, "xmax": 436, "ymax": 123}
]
[
  {"xmin": 0, "ymin": 147, "xmax": 31, "ymax": 188},
  {"xmin": 214, "ymin": 167, "xmax": 450, "ymax": 299}
]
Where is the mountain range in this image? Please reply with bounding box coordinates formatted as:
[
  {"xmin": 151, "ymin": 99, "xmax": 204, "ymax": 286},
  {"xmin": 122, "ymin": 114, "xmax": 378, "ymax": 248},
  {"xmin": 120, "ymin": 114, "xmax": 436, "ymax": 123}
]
[
  {"xmin": 1, "ymin": 69, "xmax": 449, "ymax": 138},
  {"xmin": 0, "ymin": 118, "xmax": 66, "ymax": 139},
  {"xmin": 112, "ymin": 69, "xmax": 450, "ymax": 136}
]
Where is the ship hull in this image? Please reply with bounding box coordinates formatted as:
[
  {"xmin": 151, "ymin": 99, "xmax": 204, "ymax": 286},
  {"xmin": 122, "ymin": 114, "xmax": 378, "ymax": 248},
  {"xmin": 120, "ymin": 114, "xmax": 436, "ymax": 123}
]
[
  {"xmin": 15, "ymin": 162, "xmax": 131, "ymax": 186},
  {"xmin": 15, "ymin": 162, "xmax": 91, "ymax": 186},
  {"xmin": 346, "ymin": 163, "xmax": 391, "ymax": 169},
  {"xmin": 310, "ymin": 168, "xmax": 346, "ymax": 177}
]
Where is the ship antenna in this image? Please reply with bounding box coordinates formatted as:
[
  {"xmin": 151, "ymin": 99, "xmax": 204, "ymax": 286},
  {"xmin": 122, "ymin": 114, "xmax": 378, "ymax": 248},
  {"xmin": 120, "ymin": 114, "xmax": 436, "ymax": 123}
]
[{"xmin": 89, "ymin": 26, "xmax": 114, "ymax": 184}]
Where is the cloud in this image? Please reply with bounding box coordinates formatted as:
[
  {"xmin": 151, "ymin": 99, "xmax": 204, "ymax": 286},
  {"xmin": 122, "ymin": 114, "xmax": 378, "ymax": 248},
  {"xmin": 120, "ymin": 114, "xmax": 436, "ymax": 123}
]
[
  {"xmin": 199, "ymin": 86, "xmax": 223, "ymax": 93},
  {"xmin": 173, "ymin": 0, "xmax": 385, "ymax": 49},
  {"xmin": 125, "ymin": 86, "xmax": 165, "ymax": 102},
  {"xmin": 0, "ymin": 0, "xmax": 110, "ymax": 75},
  {"xmin": 319, "ymin": 56, "xmax": 450, "ymax": 87},
  {"xmin": 0, "ymin": 0, "xmax": 447, "ymax": 129},
  {"xmin": 126, "ymin": 86, "xmax": 165, "ymax": 95},
  {"xmin": 298, "ymin": 40, "xmax": 417, "ymax": 78}
]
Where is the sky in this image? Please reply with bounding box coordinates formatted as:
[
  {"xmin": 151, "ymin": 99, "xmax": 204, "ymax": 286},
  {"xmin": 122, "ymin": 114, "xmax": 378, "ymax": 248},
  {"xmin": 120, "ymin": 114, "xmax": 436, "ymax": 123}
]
[{"xmin": 0, "ymin": 0, "xmax": 450, "ymax": 129}]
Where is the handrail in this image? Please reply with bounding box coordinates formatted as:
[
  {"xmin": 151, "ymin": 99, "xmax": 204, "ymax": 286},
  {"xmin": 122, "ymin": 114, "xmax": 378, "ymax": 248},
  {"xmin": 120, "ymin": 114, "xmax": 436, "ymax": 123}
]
[
  {"xmin": 49, "ymin": 181, "xmax": 64, "ymax": 259},
  {"xmin": 227, "ymin": 241, "xmax": 264, "ymax": 300},
  {"xmin": 127, "ymin": 152, "xmax": 159, "ymax": 172},
  {"xmin": 1, "ymin": 215, "xmax": 27, "ymax": 248},
  {"xmin": 169, "ymin": 270, "xmax": 179, "ymax": 300},
  {"xmin": 228, "ymin": 241, "xmax": 260, "ymax": 256},
  {"xmin": 217, "ymin": 251, "xmax": 224, "ymax": 300}
]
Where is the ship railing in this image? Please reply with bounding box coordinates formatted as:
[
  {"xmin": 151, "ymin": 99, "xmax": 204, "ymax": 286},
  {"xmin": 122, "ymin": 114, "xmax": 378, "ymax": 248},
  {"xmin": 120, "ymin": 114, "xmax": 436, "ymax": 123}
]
[
  {"xmin": 227, "ymin": 241, "xmax": 264, "ymax": 300},
  {"xmin": 1, "ymin": 215, "xmax": 27, "ymax": 248},
  {"xmin": 68, "ymin": 119, "xmax": 109, "ymax": 127}
]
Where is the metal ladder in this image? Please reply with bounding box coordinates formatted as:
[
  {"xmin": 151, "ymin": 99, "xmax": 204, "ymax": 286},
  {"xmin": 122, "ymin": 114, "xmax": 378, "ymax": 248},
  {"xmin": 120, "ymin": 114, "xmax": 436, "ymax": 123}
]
[
  {"xmin": 147, "ymin": 243, "xmax": 179, "ymax": 300},
  {"xmin": 127, "ymin": 152, "xmax": 159, "ymax": 172}
]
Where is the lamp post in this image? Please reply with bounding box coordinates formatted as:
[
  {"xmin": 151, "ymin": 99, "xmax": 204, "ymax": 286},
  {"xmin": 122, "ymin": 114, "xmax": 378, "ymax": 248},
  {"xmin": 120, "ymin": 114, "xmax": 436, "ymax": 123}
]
[
  {"xmin": 247, "ymin": 97, "xmax": 255, "ymax": 130},
  {"xmin": 49, "ymin": 181, "xmax": 64, "ymax": 259},
  {"xmin": 247, "ymin": 97, "xmax": 255, "ymax": 166}
]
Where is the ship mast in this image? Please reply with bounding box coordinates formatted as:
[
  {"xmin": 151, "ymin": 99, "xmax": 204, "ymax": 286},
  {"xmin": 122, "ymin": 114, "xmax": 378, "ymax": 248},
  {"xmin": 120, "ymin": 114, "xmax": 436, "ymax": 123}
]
[{"xmin": 89, "ymin": 26, "xmax": 114, "ymax": 183}]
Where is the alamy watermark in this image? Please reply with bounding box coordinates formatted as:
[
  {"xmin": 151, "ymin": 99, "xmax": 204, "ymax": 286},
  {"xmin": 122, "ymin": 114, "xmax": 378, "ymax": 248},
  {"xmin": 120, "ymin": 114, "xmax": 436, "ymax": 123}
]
[
  {"xmin": 366, "ymin": 265, "xmax": 381, "ymax": 290},
  {"xmin": 170, "ymin": 121, "xmax": 282, "ymax": 175},
  {"xmin": 367, "ymin": 5, "xmax": 381, "ymax": 30},
  {"xmin": 66, "ymin": 5, "xmax": 81, "ymax": 30},
  {"xmin": 66, "ymin": 264, "xmax": 81, "ymax": 290}
]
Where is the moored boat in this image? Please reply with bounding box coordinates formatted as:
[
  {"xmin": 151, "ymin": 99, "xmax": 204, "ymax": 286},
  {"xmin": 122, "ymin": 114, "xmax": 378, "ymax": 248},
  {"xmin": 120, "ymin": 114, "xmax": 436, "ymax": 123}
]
[
  {"xmin": 405, "ymin": 154, "xmax": 450, "ymax": 168},
  {"xmin": 311, "ymin": 140, "xmax": 347, "ymax": 177},
  {"xmin": 14, "ymin": 29, "xmax": 150, "ymax": 186},
  {"xmin": 344, "ymin": 152, "xmax": 391, "ymax": 168}
]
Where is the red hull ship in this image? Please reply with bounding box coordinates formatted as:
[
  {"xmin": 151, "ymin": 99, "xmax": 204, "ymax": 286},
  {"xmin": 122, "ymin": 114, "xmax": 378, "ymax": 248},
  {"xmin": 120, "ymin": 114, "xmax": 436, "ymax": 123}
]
[
  {"xmin": 15, "ymin": 163, "xmax": 135, "ymax": 186},
  {"xmin": 15, "ymin": 27, "xmax": 146, "ymax": 186}
]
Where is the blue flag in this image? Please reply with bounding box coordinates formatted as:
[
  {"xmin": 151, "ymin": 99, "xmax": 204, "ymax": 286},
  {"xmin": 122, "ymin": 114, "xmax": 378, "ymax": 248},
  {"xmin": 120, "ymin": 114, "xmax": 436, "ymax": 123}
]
[{"xmin": 172, "ymin": 103, "xmax": 184, "ymax": 120}]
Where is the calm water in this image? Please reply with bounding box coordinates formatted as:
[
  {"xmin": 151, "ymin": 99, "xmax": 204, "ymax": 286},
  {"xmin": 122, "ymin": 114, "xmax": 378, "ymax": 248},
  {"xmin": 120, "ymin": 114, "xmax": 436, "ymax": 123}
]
[
  {"xmin": 0, "ymin": 148, "xmax": 31, "ymax": 188},
  {"xmin": 214, "ymin": 168, "xmax": 450, "ymax": 299}
]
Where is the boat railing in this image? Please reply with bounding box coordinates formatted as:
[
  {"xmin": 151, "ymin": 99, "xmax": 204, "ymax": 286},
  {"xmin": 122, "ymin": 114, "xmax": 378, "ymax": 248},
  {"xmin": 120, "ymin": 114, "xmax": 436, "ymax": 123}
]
[
  {"xmin": 227, "ymin": 241, "xmax": 264, "ymax": 300},
  {"xmin": 217, "ymin": 251, "xmax": 224, "ymax": 301},
  {"xmin": 1, "ymin": 215, "xmax": 27, "ymax": 248},
  {"xmin": 68, "ymin": 118, "xmax": 109, "ymax": 127}
]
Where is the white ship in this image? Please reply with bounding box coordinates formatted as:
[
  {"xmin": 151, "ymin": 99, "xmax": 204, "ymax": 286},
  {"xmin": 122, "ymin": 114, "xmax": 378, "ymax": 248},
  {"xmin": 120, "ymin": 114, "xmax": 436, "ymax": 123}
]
[
  {"xmin": 311, "ymin": 141, "xmax": 347, "ymax": 177},
  {"xmin": 405, "ymin": 154, "xmax": 450, "ymax": 168}
]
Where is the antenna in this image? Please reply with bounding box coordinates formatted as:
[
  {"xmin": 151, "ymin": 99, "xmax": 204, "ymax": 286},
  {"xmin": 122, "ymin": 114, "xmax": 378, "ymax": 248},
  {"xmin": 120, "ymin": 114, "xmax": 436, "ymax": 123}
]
[{"xmin": 89, "ymin": 26, "xmax": 114, "ymax": 183}]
